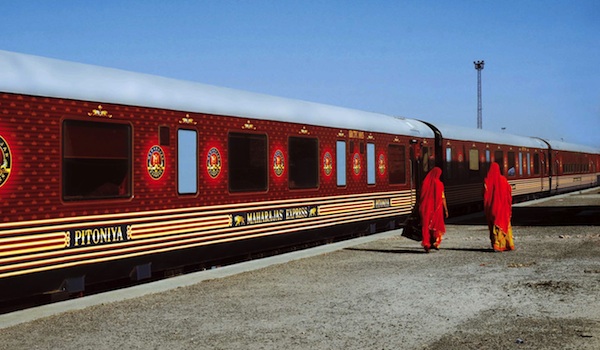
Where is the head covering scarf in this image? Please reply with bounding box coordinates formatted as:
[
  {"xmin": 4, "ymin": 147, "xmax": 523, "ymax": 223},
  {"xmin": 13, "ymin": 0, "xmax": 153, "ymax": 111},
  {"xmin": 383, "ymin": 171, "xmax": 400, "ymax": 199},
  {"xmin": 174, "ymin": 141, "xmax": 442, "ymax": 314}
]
[
  {"xmin": 484, "ymin": 162, "xmax": 512, "ymax": 232},
  {"xmin": 419, "ymin": 167, "xmax": 445, "ymax": 237}
]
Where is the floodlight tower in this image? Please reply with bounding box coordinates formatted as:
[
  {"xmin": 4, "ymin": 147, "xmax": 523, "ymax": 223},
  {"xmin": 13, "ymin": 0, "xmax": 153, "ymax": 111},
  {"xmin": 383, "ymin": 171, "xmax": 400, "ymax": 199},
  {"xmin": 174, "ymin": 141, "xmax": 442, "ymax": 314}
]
[{"xmin": 474, "ymin": 60, "xmax": 485, "ymax": 129}]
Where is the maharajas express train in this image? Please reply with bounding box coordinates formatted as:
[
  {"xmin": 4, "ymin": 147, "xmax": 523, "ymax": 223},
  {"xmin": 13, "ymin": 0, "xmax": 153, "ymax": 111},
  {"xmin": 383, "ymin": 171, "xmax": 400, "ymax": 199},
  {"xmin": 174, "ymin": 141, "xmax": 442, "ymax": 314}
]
[{"xmin": 1, "ymin": 50, "xmax": 598, "ymax": 309}]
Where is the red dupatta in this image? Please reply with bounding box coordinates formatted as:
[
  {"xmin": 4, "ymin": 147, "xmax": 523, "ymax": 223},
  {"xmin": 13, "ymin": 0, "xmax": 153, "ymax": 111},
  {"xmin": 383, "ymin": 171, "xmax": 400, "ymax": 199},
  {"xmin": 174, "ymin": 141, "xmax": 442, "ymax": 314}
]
[
  {"xmin": 484, "ymin": 162, "xmax": 512, "ymax": 232},
  {"xmin": 419, "ymin": 167, "xmax": 445, "ymax": 235}
]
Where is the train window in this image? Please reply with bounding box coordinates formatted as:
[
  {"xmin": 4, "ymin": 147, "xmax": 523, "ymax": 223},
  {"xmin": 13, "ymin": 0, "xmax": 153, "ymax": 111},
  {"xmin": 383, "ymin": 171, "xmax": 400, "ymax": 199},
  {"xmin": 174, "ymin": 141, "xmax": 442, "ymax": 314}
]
[
  {"xmin": 289, "ymin": 136, "xmax": 318, "ymax": 189},
  {"xmin": 533, "ymin": 153, "xmax": 540, "ymax": 175},
  {"xmin": 178, "ymin": 129, "xmax": 198, "ymax": 194},
  {"xmin": 527, "ymin": 153, "xmax": 531, "ymax": 175},
  {"xmin": 469, "ymin": 149, "xmax": 479, "ymax": 171},
  {"xmin": 507, "ymin": 151, "xmax": 516, "ymax": 177},
  {"xmin": 159, "ymin": 126, "xmax": 170, "ymax": 146},
  {"xmin": 229, "ymin": 132, "xmax": 268, "ymax": 192},
  {"xmin": 468, "ymin": 149, "xmax": 479, "ymax": 179},
  {"xmin": 336, "ymin": 141, "xmax": 346, "ymax": 186},
  {"xmin": 482, "ymin": 149, "xmax": 491, "ymax": 174},
  {"xmin": 494, "ymin": 151, "xmax": 504, "ymax": 174},
  {"xmin": 388, "ymin": 144, "xmax": 406, "ymax": 184},
  {"xmin": 367, "ymin": 143, "xmax": 376, "ymax": 185},
  {"xmin": 458, "ymin": 147, "xmax": 466, "ymax": 178},
  {"xmin": 62, "ymin": 120, "xmax": 131, "ymax": 200},
  {"xmin": 518, "ymin": 152, "xmax": 523, "ymax": 176},
  {"xmin": 445, "ymin": 147, "xmax": 452, "ymax": 179},
  {"xmin": 422, "ymin": 147, "xmax": 430, "ymax": 173}
]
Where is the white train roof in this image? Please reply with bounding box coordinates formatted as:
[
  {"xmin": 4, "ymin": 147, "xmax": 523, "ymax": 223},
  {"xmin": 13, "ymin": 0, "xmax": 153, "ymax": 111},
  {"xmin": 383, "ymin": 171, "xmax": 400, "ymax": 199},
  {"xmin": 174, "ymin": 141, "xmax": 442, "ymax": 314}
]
[
  {"xmin": 432, "ymin": 123, "xmax": 549, "ymax": 149},
  {"xmin": 542, "ymin": 139, "xmax": 600, "ymax": 154},
  {"xmin": 0, "ymin": 50, "xmax": 433, "ymax": 138}
]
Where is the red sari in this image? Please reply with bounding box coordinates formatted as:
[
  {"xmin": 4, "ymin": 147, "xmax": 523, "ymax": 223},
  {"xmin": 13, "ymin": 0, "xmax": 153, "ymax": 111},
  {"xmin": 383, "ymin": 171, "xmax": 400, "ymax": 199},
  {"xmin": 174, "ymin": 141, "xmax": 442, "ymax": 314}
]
[
  {"xmin": 419, "ymin": 167, "xmax": 447, "ymax": 251},
  {"xmin": 484, "ymin": 162, "xmax": 514, "ymax": 251}
]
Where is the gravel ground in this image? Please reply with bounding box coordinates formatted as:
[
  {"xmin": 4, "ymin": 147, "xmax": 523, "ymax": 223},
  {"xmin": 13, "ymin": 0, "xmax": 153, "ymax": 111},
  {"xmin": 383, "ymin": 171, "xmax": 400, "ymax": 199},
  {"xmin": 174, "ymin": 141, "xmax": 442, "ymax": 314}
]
[{"xmin": 0, "ymin": 191, "xmax": 599, "ymax": 350}]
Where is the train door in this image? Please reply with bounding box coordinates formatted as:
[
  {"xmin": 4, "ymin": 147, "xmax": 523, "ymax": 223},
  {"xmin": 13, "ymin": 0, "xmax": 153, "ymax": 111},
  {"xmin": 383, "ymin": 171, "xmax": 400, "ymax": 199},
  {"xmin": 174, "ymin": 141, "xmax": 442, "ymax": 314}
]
[
  {"xmin": 535, "ymin": 151, "xmax": 546, "ymax": 191},
  {"xmin": 535, "ymin": 138, "xmax": 553, "ymax": 194},
  {"xmin": 409, "ymin": 139, "xmax": 437, "ymax": 207},
  {"xmin": 554, "ymin": 153, "xmax": 560, "ymax": 192},
  {"xmin": 409, "ymin": 140, "xmax": 422, "ymax": 199}
]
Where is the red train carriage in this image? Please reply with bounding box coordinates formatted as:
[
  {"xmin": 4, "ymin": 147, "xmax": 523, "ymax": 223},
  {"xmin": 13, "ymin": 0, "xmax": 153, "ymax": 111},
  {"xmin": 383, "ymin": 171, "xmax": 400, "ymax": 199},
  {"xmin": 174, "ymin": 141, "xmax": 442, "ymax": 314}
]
[
  {"xmin": 0, "ymin": 50, "xmax": 434, "ymax": 306},
  {"xmin": 425, "ymin": 123, "xmax": 599, "ymax": 211},
  {"xmin": 542, "ymin": 139, "xmax": 600, "ymax": 193},
  {"xmin": 425, "ymin": 123, "xmax": 553, "ymax": 209}
]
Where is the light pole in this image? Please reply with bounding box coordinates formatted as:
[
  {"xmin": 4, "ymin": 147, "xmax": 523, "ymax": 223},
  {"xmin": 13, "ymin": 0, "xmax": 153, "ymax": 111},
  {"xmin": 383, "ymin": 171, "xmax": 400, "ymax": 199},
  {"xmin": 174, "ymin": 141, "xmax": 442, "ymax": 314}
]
[{"xmin": 474, "ymin": 60, "xmax": 484, "ymax": 129}]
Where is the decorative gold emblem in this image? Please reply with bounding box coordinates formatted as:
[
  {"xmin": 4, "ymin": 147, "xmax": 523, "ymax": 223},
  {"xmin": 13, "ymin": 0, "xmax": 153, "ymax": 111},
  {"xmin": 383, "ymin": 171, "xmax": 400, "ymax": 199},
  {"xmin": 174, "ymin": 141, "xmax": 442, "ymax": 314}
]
[
  {"xmin": 233, "ymin": 215, "xmax": 246, "ymax": 226},
  {"xmin": 0, "ymin": 135, "xmax": 12, "ymax": 188},
  {"xmin": 299, "ymin": 126, "xmax": 310, "ymax": 135},
  {"xmin": 337, "ymin": 130, "xmax": 346, "ymax": 138},
  {"xmin": 349, "ymin": 130, "xmax": 364, "ymax": 139},
  {"xmin": 207, "ymin": 147, "xmax": 222, "ymax": 178},
  {"xmin": 242, "ymin": 120, "xmax": 256, "ymax": 130},
  {"xmin": 273, "ymin": 150, "xmax": 285, "ymax": 177},
  {"xmin": 179, "ymin": 114, "xmax": 198, "ymax": 125},
  {"xmin": 88, "ymin": 105, "xmax": 112, "ymax": 118},
  {"xmin": 323, "ymin": 152, "xmax": 333, "ymax": 176},
  {"xmin": 147, "ymin": 145, "xmax": 166, "ymax": 180},
  {"xmin": 353, "ymin": 153, "xmax": 361, "ymax": 175},
  {"xmin": 378, "ymin": 154, "xmax": 386, "ymax": 175}
]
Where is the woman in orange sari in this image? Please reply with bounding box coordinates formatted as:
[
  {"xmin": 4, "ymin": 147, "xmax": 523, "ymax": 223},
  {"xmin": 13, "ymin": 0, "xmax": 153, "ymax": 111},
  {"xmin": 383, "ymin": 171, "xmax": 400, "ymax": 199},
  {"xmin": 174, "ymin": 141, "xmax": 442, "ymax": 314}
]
[
  {"xmin": 419, "ymin": 167, "xmax": 448, "ymax": 253},
  {"xmin": 484, "ymin": 162, "xmax": 514, "ymax": 251}
]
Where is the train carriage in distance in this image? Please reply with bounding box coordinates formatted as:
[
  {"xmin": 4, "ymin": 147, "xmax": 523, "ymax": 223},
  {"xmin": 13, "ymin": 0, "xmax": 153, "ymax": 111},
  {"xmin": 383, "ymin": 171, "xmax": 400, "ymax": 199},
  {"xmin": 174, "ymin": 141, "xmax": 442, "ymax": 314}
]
[
  {"xmin": 0, "ymin": 50, "xmax": 434, "ymax": 307},
  {"xmin": 422, "ymin": 123, "xmax": 600, "ymax": 212},
  {"xmin": 541, "ymin": 139, "xmax": 600, "ymax": 194}
]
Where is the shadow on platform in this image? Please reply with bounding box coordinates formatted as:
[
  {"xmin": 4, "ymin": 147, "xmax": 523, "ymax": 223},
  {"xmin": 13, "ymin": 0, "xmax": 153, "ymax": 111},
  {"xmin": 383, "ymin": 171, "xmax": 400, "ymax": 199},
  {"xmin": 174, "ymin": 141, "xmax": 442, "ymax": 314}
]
[
  {"xmin": 448, "ymin": 206, "xmax": 600, "ymax": 226},
  {"xmin": 441, "ymin": 247, "xmax": 495, "ymax": 253},
  {"xmin": 344, "ymin": 247, "xmax": 427, "ymax": 254}
]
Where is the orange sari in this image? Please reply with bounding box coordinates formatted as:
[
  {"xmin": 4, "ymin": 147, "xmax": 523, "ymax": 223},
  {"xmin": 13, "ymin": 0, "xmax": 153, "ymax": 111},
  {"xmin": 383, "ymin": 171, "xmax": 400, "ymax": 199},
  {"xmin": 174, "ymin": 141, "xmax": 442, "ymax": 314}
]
[
  {"xmin": 484, "ymin": 163, "xmax": 514, "ymax": 251},
  {"xmin": 419, "ymin": 167, "xmax": 447, "ymax": 251}
]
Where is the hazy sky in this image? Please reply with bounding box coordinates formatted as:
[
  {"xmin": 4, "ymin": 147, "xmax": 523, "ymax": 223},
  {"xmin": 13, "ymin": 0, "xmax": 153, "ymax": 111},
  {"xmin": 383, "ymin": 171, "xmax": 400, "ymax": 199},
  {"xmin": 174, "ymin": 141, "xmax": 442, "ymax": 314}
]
[{"xmin": 2, "ymin": 1, "xmax": 599, "ymax": 147}]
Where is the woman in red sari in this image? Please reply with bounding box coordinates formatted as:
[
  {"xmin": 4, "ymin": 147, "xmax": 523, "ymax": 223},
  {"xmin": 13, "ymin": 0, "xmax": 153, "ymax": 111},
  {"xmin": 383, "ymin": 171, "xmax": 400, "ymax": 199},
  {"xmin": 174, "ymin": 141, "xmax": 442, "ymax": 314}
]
[
  {"xmin": 419, "ymin": 167, "xmax": 448, "ymax": 252},
  {"xmin": 484, "ymin": 162, "xmax": 514, "ymax": 251}
]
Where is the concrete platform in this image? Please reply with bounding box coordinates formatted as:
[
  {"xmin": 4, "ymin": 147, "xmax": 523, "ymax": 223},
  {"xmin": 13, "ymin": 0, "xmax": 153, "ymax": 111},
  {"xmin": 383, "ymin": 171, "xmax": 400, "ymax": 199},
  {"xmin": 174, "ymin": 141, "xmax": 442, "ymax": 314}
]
[{"xmin": 1, "ymin": 188, "xmax": 599, "ymax": 350}]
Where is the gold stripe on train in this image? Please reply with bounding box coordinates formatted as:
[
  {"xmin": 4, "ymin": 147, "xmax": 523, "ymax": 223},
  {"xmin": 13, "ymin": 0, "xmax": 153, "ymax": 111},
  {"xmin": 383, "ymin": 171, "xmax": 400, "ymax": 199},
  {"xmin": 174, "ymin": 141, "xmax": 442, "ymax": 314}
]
[
  {"xmin": 0, "ymin": 194, "xmax": 411, "ymax": 258},
  {"xmin": 318, "ymin": 200, "xmax": 374, "ymax": 215},
  {"xmin": 0, "ymin": 200, "xmax": 412, "ymax": 260},
  {"xmin": 0, "ymin": 204, "xmax": 410, "ymax": 278},
  {"xmin": 0, "ymin": 190, "xmax": 413, "ymax": 232}
]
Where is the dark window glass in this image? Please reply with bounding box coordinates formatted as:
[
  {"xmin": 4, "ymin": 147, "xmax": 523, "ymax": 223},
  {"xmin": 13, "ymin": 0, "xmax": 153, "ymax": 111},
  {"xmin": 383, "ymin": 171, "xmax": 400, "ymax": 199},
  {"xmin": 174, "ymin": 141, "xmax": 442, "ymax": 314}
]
[
  {"xmin": 507, "ymin": 151, "xmax": 516, "ymax": 177},
  {"xmin": 422, "ymin": 147, "xmax": 430, "ymax": 173},
  {"xmin": 289, "ymin": 136, "xmax": 318, "ymax": 189},
  {"xmin": 160, "ymin": 126, "xmax": 170, "ymax": 146},
  {"xmin": 445, "ymin": 147, "xmax": 453, "ymax": 180},
  {"xmin": 228, "ymin": 132, "xmax": 267, "ymax": 192},
  {"xmin": 63, "ymin": 120, "xmax": 131, "ymax": 200},
  {"xmin": 494, "ymin": 150, "xmax": 504, "ymax": 174},
  {"xmin": 388, "ymin": 144, "xmax": 406, "ymax": 184}
]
